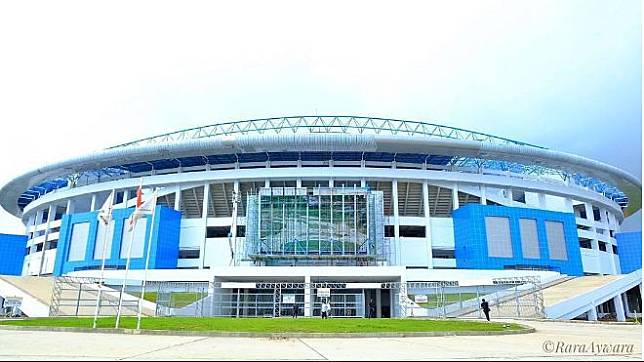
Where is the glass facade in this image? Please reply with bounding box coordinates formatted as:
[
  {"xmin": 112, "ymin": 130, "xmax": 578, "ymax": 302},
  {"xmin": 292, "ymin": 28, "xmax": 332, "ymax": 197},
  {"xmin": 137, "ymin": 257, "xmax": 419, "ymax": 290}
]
[{"xmin": 244, "ymin": 187, "xmax": 387, "ymax": 266}]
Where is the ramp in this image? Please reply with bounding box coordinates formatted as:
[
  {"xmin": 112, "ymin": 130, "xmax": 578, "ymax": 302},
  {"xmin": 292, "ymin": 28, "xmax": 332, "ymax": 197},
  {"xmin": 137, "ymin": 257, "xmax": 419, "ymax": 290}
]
[
  {"xmin": 544, "ymin": 270, "xmax": 642, "ymax": 320},
  {"xmin": 0, "ymin": 276, "xmax": 54, "ymax": 317}
]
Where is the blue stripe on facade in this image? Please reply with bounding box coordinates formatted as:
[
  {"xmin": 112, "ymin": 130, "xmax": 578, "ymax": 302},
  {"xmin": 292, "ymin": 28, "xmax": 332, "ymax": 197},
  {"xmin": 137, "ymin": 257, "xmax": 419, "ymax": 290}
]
[
  {"xmin": 616, "ymin": 231, "xmax": 642, "ymax": 274},
  {"xmin": 53, "ymin": 206, "xmax": 181, "ymax": 276},
  {"xmin": 453, "ymin": 204, "xmax": 583, "ymax": 276},
  {"xmin": 0, "ymin": 233, "xmax": 27, "ymax": 275}
]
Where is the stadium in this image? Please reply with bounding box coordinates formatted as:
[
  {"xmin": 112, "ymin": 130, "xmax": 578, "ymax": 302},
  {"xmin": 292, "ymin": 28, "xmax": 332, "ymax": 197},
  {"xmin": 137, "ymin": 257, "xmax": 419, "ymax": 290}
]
[{"xmin": 0, "ymin": 116, "xmax": 641, "ymax": 320}]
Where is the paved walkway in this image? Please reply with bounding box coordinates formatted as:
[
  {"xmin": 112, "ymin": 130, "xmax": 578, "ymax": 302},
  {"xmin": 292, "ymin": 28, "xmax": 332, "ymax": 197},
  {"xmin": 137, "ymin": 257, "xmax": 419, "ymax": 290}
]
[{"xmin": 0, "ymin": 320, "xmax": 640, "ymax": 360}]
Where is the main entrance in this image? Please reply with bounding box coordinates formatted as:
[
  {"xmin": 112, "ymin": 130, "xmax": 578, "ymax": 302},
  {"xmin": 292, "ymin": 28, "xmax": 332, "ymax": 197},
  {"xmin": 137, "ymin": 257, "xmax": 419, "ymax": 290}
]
[{"xmin": 201, "ymin": 282, "xmax": 400, "ymax": 318}]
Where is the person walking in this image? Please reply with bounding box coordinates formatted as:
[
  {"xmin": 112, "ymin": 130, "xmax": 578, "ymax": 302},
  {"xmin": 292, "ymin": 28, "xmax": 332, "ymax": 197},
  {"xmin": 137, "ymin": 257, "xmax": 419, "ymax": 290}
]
[
  {"xmin": 368, "ymin": 298, "xmax": 376, "ymax": 319},
  {"xmin": 321, "ymin": 299, "xmax": 330, "ymax": 319},
  {"xmin": 292, "ymin": 303, "xmax": 299, "ymax": 318},
  {"xmin": 480, "ymin": 298, "xmax": 491, "ymax": 322}
]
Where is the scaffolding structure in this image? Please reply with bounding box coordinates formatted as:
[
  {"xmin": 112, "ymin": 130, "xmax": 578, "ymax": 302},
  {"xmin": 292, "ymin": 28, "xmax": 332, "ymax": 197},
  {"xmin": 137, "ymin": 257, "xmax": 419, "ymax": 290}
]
[{"xmin": 243, "ymin": 187, "xmax": 388, "ymax": 266}]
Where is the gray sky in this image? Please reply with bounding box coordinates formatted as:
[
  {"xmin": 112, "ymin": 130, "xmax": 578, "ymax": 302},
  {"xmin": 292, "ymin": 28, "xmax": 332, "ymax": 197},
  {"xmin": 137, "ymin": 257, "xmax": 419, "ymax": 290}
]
[{"xmin": 0, "ymin": 0, "xmax": 640, "ymax": 233}]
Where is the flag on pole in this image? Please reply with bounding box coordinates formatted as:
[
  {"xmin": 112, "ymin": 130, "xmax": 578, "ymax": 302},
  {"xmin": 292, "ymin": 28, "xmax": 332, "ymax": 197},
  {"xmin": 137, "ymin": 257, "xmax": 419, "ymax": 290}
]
[
  {"xmin": 128, "ymin": 187, "xmax": 158, "ymax": 231},
  {"xmin": 97, "ymin": 190, "xmax": 115, "ymax": 225}
]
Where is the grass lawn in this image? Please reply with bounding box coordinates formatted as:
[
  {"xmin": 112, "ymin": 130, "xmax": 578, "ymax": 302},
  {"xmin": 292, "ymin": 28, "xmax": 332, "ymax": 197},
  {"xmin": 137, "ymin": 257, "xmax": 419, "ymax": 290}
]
[
  {"xmin": 412, "ymin": 293, "xmax": 478, "ymax": 308},
  {"xmin": 0, "ymin": 317, "xmax": 525, "ymax": 333},
  {"xmin": 127, "ymin": 292, "xmax": 206, "ymax": 308}
]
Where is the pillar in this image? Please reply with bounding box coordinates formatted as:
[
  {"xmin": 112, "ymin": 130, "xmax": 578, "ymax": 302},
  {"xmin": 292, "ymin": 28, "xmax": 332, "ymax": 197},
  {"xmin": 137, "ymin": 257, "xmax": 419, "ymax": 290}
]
[
  {"xmin": 376, "ymin": 289, "xmax": 382, "ymax": 318},
  {"xmin": 480, "ymin": 185, "xmax": 487, "ymax": 205},
  {"xmin": 304, "ymin": 275, "xmax": 312, "ymax": 317},
  {"xmin": 90, "ymin": 194, "xmax": 97, "ymax": 211},
  {"xmin": 174, "ymin": 186, "xmax": 182, "ymax": 211},
  {"xmin": 422, "ymin": 182, "xmax": 433, "ymax": 268},
  {"xmin": 392, "ymin": 179, "xmax": 400, "ymax": 265},
  {"xmin": 37, "ymin": 204, "xmax": 55, "ymax": 276},
  {"xmin": 587, "ymin": 304, "xmax": 598, "ymax": 321},
  {"xmin": 451, "ymin": 183, "xmax": 459, "ymax": 210},
  {"xmin": 613, "ymin": 294, "xmax": 626, "ymax": 322},
  {"xmin": 200, "ymin": 183, "xmax": 210, "ymax": 269}
]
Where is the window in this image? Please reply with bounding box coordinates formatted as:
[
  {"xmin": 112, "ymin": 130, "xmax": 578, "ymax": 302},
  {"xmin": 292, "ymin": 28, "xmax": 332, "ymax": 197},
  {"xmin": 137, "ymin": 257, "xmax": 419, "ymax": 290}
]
[
  {"xmin": 545, "ymin": 221, "xmax": 568, "ymax": 260},
  {"xmin": 432, "ymin": 249, "xmax": 455, "ymax": 259},
  {"xmin": 485, "ymin": 217, "xmax": 513, "ymax": 258},
  {"xmin": 47, "ymin": 241, "xmax": 58, "ymax": 250},
  {"xmin": 68, "ymin": 222, "xmax": 90, "ymax": 261},
  {"xmin": 94, "ymin": 220, "xmax": 115, "ymax": 260},
  {"xmin": 24, "ymin": 247, "xmax": 31, "ymax": 256},
  {"xmin": 384, "ymin": 225, "xmax": 395, "ymax": 238},
  {"xmin": 207, "ymin": 226, "xmax": 231, "ymax": 238},
  {"xmin": 41, "ymin": 210, "xmax": 49, "ymax": 223},
  {"xmin": 236, "ymin": 225, "xmax": 246, "ymax": 237},
  {"xmin": 512, "ymin": 190, "xmax": 526, "ymax": 203},
  {"xmin": 54, "ymin": 207, "xmax": 65, "ymax": 221},
  {"xmin": 598, "ymin": 241, "xmax": 607, "ymax": 252},
  {"xmin": 612, "ymin": 245, "xmax": 618, "ymax": 254},
  {"xmin": 399, "ymin": 226, "xmax": 425, "ymax": 238},
  {"xmin": 178, "ymin": 249, "xmax": 200, "ymax": 259},
  {"xmin": 579, "ymin": 239, "xmax": 592, "ymax": 249},
  {"xmin": 519, "ymin": 219, "xmax": 540, "ymax": 259},
  {"xmin": 592, "ymin": 206, "xmax": 601, "ymax": 222},
  {"xmin": 120, "ymin": 219, "xmax": 147, "ymax": 259}
]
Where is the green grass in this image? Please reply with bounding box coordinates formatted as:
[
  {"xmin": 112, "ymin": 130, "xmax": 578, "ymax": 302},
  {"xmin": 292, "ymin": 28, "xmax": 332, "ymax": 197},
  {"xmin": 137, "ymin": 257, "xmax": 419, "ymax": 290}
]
[
  {"xmin": 412, "ymin": 293, "xmax": 478, "ymax": 308},
  {"xmin": 0, "ymin": 317, "xmax": 525, "ymax": 333},
  {"xmin": 127, "ymin": 292, "xmax": 206, "ymax": 308}
]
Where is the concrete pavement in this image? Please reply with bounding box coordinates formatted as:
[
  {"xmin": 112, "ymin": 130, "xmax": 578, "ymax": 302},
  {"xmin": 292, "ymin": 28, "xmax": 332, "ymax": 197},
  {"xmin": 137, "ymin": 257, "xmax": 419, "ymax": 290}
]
[{"xmin": 0, "ymin": 320, "xmax": 640, "ymax": 360}]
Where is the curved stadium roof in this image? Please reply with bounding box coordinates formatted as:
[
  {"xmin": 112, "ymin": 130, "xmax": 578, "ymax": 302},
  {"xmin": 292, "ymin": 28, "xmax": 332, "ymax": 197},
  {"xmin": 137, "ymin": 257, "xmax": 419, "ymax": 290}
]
[{"xmin": 2, "ymin": 116, "xmax": 641, "ymax": 218}]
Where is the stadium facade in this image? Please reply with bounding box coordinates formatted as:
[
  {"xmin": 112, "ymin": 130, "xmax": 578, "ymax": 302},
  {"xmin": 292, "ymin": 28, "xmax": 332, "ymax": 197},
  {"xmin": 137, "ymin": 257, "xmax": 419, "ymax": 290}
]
[{"xmin": 1, "ymin": 116, "xmax": 641, "ymax": 318}]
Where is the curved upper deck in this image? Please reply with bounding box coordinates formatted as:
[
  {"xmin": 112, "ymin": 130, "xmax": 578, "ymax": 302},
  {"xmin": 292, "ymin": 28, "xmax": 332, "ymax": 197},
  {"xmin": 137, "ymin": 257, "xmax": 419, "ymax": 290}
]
[{"xmin": 1, "ymin": 116, "xmax": 640, "ymax": 218}]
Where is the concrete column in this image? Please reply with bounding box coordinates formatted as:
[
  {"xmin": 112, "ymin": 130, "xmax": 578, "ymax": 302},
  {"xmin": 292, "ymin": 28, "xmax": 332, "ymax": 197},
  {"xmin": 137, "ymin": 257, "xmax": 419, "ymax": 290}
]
[
  {"xmin": 265, "ymin": 180, "xmax": 270, "ymax": 188},
  {"xmin": 506, "ymin": 188, "xmax": 513, "ymax": 201},
  {"xmin": 304, "ymin": 275, "xmax": 312, "ymax": 317},
  {"xmin": 174, "ymin": 186, "xmax": 182, "ymax": 211},
  {"xmin": 296, "ymin": 179, "xmax": 302, "ymax": 188},
  {"xmin": 65, "ymin": 199, "xmax": 75, "ymax": 214},
  {"xmin": 392, "ymin": 179, "xmax": 400, "ymax": 265},
  {"xmin": 37, "ymin": 204, "xmax": 55, "ymax": 276},
  {"xmin": 584, "ymin": 202, "xmax": 594, "ymax": 222},
  {"xmin": 622, "ymin": 293, "xmax": 632, "ymax": 317},
  {"xmin": 230, "ymin": 181, "xmax": 240, "ymax": 266},
  {"xmin": 538, "ymin": 193, "xmax": 547, "ymax": 209},
  {"xmin": 90, "ymin": 194, "xmax": 97, "ymax": 211},
  {"xmin": 480, "ymin": 185, "xmax": 487, "ymax": 205},
  {"xmin": 451, "ymin": 183, "xmax": 460, "ymax": 210},
  {"xmin": 122, "ymin": 189, "xmax": 129, "ymax": 208},
  {"xmin": 328, "ymin": 179, "xmax": 334, "ymax": 188},
  {"xmin": 587, "ymin": 304, "xmax": 598, "ymax": 321},
  {"xmin": 200, "ymin": 183, "xmax": 211, "ymax": 269},
  {"xmin": 360, "ymin": 179, "xmax": 366, "ymax": 188},
  {"xmin": 422, "ymin": 182, "xmax": 433, "ymax": 268},
  {"xmin": 613, "ymin": 293, "xmax": 626, "ymax": 322},
  {"xmin": 376, "ymin": 289, "xmax": 382, "ymax": 318}
]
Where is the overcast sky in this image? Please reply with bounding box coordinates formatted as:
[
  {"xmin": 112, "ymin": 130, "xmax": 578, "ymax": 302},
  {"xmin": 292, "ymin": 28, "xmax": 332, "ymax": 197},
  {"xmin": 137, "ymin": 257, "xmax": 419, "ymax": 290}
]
[{"xmin": 0, "ymin": 0, "xmax": 641, "ymax": 233}]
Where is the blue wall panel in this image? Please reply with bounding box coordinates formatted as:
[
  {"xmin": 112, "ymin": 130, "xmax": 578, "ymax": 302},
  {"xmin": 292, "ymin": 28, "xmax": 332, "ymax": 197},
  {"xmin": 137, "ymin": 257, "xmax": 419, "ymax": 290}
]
[
  {"xmin": 453, "ymin": 204, "xmax": 583, "ymax": 276},
  {"xmin": 53, "ymin": 206, "xmax": 181, "ymax": 276},
  {"xmin": 0, "ymin": 233, "xmax": 27, "ymax": 275},
  {"xmin": 616, "ymin": 231, "xmax": 642, "ymax": 274}
]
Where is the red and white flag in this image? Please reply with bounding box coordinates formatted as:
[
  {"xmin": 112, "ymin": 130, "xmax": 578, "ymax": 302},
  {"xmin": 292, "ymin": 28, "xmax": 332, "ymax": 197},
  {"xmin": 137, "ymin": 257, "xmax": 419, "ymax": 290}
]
[
  {"xmin": 97, "ymin": 190, "xmax": 115, "ymax": 225},
  {"xmin": 128, "ymin": 186, "xmax": 158, "ymax": 231}
]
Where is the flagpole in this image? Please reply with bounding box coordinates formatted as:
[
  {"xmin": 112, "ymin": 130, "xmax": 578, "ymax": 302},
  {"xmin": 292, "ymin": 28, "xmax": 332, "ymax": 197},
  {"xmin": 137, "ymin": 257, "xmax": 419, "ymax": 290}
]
[
  {"xmin": 115, "ymin": 220, "xmax": 137, "ymax": 329},
  {"xmin": 92, "ymin": 190, "xmax": 115, "ymax": 329},
  {"xmin": 136, "ymin": 189, "xmax": 158, "ymax": 330},
  {"xmin": 116, "ymin": 179, "xmax": 143, "ymax": 329}
]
